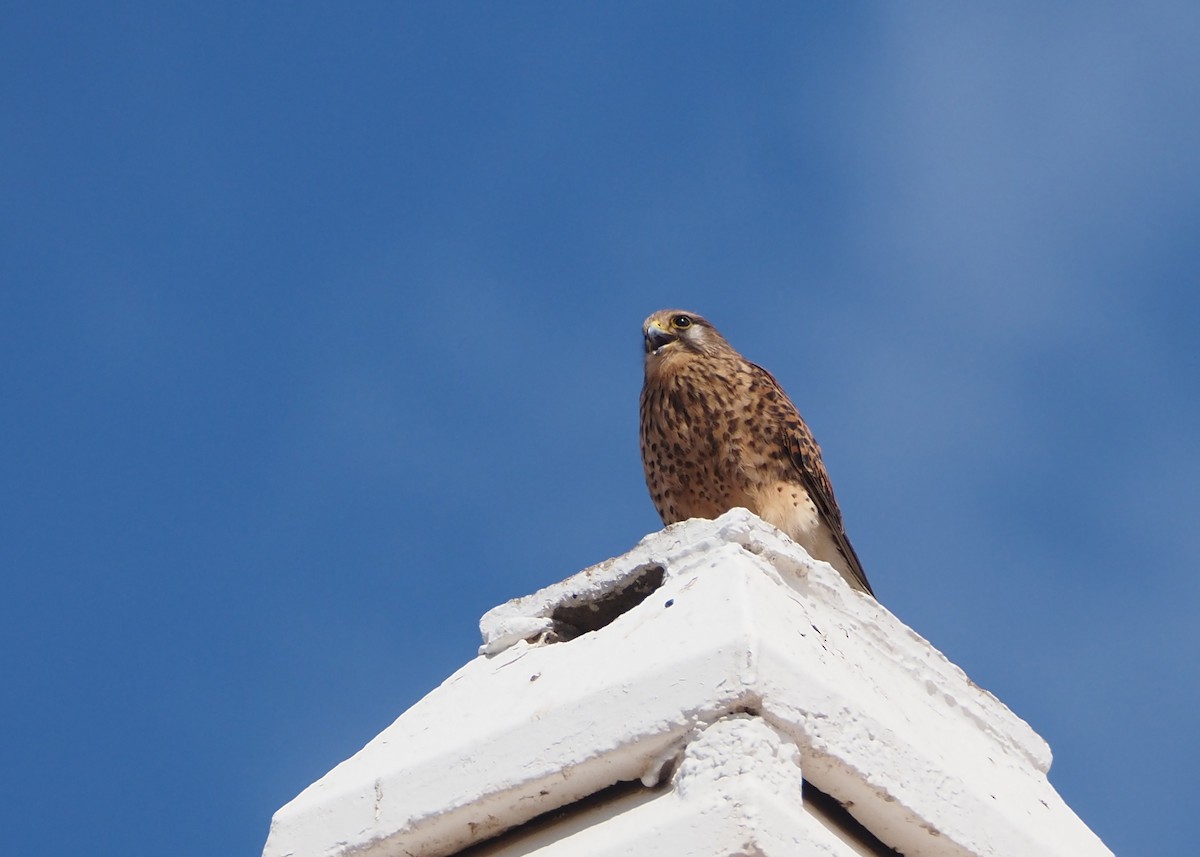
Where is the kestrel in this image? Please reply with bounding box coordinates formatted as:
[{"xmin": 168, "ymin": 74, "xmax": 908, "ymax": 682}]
[{"xmin": 639, "ymin": 309, "xmax": 873, "ymax": 596}]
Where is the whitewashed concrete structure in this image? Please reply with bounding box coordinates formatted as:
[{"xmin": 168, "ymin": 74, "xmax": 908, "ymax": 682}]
[{"xmin": 262, "ymin": 509, "xmax": 1112, "ymax": 857}]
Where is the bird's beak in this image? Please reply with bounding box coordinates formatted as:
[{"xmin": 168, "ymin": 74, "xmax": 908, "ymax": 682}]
[{"xmin": 644, "ymin": 320, "xmax": 678, "ymax": 354}]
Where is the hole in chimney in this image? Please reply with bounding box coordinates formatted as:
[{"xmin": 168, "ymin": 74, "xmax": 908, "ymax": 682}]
[{"xmin": 547, "ymin": 564, "xmax": 665, "ymax": 642}]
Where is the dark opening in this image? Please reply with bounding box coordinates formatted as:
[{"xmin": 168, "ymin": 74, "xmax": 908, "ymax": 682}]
[
  {"xmin": 803, "ymin": 778, "xmax": 901, "ymax": 855},
  {"xmin": 452, "ymin": 779, "xmax": 651, "ymax": 856},
  {"xmin": 547, "ymin": 563, "xmax": 665, "ymax": 641}
]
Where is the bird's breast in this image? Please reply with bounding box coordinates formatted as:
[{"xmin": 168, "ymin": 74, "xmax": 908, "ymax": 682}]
[{"xmin": 640, "ymin": 369, "xmax": 764, "ymax": 523}]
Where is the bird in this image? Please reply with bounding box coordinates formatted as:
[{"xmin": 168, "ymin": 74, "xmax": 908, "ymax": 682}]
[{"xmin": 639, "ymin": 309, "xmax": 873, "ymax": 596}]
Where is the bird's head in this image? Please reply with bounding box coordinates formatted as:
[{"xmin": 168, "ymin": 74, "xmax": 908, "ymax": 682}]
[
  {"xmin": 642, "ymin": 309, "xmax": 731, "ymax": 368},
  {"xmin": 643, "ymin": 307, "xmax": 734, "ymax": 376}
]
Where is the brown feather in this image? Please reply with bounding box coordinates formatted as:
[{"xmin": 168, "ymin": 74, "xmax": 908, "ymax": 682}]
[{"xmin": 639, "ymin": 309, "xmax": 874, "ymax": 596}]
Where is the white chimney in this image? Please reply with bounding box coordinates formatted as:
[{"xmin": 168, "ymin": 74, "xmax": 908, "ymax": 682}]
[{"xmin": 262, "ymin": 509, "xmax": 1111, "ymax": 857}]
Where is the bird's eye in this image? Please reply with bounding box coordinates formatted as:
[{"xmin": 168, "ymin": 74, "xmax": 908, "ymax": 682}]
[{"xmin": 672, "ymin": 315, "xmax": 692, "ymax": 329}]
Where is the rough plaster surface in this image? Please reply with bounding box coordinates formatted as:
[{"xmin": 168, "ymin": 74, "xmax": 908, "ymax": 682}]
[{"xmin": 262, "ymin": 509, "xmax": 1112, "ymax": 857}]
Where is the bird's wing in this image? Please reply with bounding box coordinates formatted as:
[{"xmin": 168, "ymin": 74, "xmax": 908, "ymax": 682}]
[{"xmin": 754, "ymin": 363, "xmax": 875, "ymax": 597}]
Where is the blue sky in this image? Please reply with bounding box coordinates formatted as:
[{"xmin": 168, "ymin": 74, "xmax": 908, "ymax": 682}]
[{"xmin": 3, "ymin": 4, "xmax": 1197, "ymax": 855}]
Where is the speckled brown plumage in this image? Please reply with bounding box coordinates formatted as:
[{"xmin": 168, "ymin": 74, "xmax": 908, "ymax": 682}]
[{"xmin": 639, "ymin": 309, "xmax": 873, "ymax": 596}]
